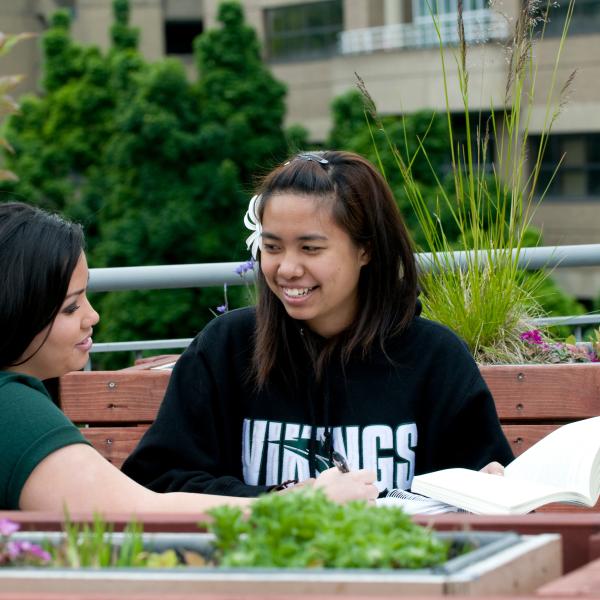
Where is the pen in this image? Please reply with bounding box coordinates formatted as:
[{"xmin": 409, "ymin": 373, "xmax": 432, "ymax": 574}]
[{"xmin": 331, "ymin": 450, "xmax": 350, "ymax": 473}]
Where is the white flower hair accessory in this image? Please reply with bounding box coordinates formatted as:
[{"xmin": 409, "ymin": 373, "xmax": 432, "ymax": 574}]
[{"xmin": 244, "ymin": 194, "xmax": 262, "ymax": 260}]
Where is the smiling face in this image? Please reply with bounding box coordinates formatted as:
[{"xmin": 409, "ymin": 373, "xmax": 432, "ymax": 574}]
[
  {"xmin": 260, "ymin": 193, "xmax": 369, "ymax": 338},
  {"xmin": 9, "ymin": 252, "xmax": 100, "ymax": 380}
]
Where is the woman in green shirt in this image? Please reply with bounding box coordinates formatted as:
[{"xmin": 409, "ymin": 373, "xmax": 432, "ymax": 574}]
[{"xmin": 0, "ymin": 202, "xmax": 376, "ymax": 512}]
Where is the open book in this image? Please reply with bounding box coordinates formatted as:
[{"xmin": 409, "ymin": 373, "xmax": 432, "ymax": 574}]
[
  {"xmin": 376, "ymin": 489, "xmax": 462, "ymax": 515},
  {"xmin": 411, "ymin": 416, "xmax": 600, "ymax": 515}
]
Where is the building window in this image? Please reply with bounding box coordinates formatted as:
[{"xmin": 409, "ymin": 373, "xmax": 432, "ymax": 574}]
[
  {"xmin": 530, "ymin": 134, "xmax": 600, "ymax": 200},
  {"xmin": 164, "ymin": 20, "xmax": 203, "ymax": 55},
  {"xmin": 540, "ymin": 0, "xmax": 600, "ymax": 37},
  {"xmin": 264, "ymin": 0, "xmax": 343, "ymax": 62}
]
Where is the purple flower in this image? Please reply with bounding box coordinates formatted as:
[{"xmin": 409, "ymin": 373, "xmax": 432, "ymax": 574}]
[
  {"xmin": 4, "ymin": 539, "xmax": 51, "ymax": 563},
  {"xmin": 5, "ymin": 540, "xmax": 21, "ymax": 560},
  {"xmin": 520, "ymin": 329, "xmax": 544, "ymax": 345},
  {"xmin": 25, "ymin": 544, "xmax": 51, "ymax": 562},
  {"xmin": 216, "ymin": 304, "xmax": 228, "ymax": 314},
  {"xmin": 235, "ymin": 259, "xmax": 255, "ymax": 276},
  {"xmin": 0, "ymin": 519, "xmax": 19, "ymax": 537}
]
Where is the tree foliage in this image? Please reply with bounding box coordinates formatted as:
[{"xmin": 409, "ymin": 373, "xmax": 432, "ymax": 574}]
[
  {"xmin": 2, "ymin": 0, "xmax": 291, "ymax": 363},
  {"xmin": 328, "ymin": 90, "xmax": 457, "ymax": 246},
  {"xmin": 195, "ymin": 1, "xmax": 288, "ymax": 181}
]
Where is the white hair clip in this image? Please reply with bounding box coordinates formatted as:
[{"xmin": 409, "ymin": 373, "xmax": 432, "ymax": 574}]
[{"xmin": 244, "ymin": 194, "xmax": 262, "ymax": 260}]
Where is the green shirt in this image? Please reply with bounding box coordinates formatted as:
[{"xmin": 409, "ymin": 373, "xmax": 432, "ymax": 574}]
[{"xmin": 0, "ymin": 370, "xmax": 89, "ymax": 509}]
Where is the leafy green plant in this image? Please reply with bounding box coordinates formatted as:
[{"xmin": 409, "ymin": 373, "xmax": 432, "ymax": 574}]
[
  {"xmin": 3, "ymin": 495, "xmax": 457, "ymax": 571},
  {"xmin": 2, "ymin": 0, "xmax": 294, "ymax": 368},
  {"xmin": 46, "ymin": 514, "xmax": 180, "ymax": 568},
  {"xmin": 208, "ymin": 488, "xmax": 449, "ymax": 569},
  {"xmin": 358, "ymin": 0, "xmax": 576, "ymax": 363},
  {"xmin": 328, "ymin": 91, "xmax": 457, "ymax": 247}
]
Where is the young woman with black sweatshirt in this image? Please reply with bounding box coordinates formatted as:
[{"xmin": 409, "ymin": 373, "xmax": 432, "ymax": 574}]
[{"xmin": 122, "ymin": 150, "xmax": 513, "ymax": 498}]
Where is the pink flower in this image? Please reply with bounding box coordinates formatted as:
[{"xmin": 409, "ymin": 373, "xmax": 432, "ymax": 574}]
[
  {"xmin": 520, "ymin": 330, "xmax": 544, "ymax": 345},
  {"xmin": 25, "ymin": 543, "xmax": 51, "ymax": 562},
  {"xmin": 4, "ymin": 539, "xmax": 51, "ymax": 563},
  {"xmin": 0, "ymin": 519, "xmax": 19, "ymax": 537}
]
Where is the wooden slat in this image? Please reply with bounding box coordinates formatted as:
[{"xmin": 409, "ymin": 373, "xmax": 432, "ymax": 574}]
[
  {"xmin": 59, "ymin": 364, "xmax": 600, "ymax": 424},
  {"xmin": 59, "ymin": 371, "xmax": 170, "ymax": 423},
  {"xmin": 81, "ymin": 426, "xmax": 149, "ymax": 468},
  {"xmin": 0, "ymin": 583, "xmax": 464, "ymax": 600},
  {"xmin": 502, "ymin": 424, "xmax": 561, "ymax": 456},
  {"xmin": 481, "ymin": 364, "xmax": 600, "ymax": 421}
]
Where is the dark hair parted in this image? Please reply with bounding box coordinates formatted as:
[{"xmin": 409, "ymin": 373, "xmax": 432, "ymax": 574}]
[
  {"xmin": 0, "ymin": 202, "xmax": 84, "ymax": 368},
  {"xmin": 252, "ymin": 150, "xmax": 418, "ymax": 387}
]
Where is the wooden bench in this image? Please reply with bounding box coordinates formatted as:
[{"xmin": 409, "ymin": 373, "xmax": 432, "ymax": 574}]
[{"xmin": 58, "ymin": 361, "xmax": 600, "ymax": 482}]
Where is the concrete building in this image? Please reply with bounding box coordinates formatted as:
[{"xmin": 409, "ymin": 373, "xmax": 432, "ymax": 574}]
[{"xmin": 2, "ymin": 0, "xmax": 600, "ymax": 298}]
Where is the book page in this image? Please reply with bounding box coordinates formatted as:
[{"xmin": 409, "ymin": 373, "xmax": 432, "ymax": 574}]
[
  {"xmin": 505, "ymin": 416, "xmax": 600, "ymax": 501},
  {"xmin": 377, "ymin": 489, "xmax": 461, "ymax": 514},
  {"xmin": 412, "ymin": 468, "xmax": 587, "ymax": 514}
]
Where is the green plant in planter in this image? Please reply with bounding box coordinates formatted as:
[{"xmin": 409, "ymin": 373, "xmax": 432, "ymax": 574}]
[
  {"xmin": 359, "ymin": 0, "xmax": 576, "ymax": 364},
  {"xmin": 46, "ymin": 515, "xmax": 182, "ymax": 568},
  {"xmin": 208, "ymin": 488, "xmax": 449, "ymax": 569},
  {"xmin": 2, "ymin": 493, "xmax": 453, "ymax": 570}
]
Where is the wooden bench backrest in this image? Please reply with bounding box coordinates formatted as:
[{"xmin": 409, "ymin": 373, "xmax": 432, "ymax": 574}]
[{"xmin": 59, "ymin": 362, "xmax": 600, "ymax": 477}]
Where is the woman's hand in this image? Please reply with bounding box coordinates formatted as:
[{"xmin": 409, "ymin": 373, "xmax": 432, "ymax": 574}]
[
  {"xmin": 313, "ymin": 467, "xmax": 378, "ymax": 504},
  {"xmin": 480, "ymin": 461, "xmax": 505, "ymax": 475}
]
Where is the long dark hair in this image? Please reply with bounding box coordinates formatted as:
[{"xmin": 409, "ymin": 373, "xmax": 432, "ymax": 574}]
[
  {"xmin": 0, "ymin": 202, "xmax": 84, "ymax": 368},
  {"xmin": 252, "ymin": 150, "xmax": 418, "ymax": 388}
]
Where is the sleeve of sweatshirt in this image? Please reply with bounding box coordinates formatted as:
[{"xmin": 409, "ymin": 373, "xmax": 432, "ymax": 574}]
[
  {"xmin": 121, "ymin": 312, "xmax": 270, "ymax": 497},
  {"xmin": 436, "ymin": 367, "xmax": 515, "ymax": 471},
  {"xmin": 415, "ymin": 324, "xmax": 515, "ymax": 474}
]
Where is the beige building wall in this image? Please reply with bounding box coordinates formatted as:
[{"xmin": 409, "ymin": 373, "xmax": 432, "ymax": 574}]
[
  {"xmin": 0, "ymin": 1, "xmax": 47, "ymax": 96},
  {"xmin": 67, "ymin": 0, "xmax": 165, "ymax": 60}
]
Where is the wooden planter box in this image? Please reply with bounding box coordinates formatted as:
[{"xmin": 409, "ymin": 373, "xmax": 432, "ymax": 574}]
[
  {"xmin": 0, "ymin": 531, "xmax": 561, "ymax": 596},
  {"xmin": 537, "ymin": 554, "xmax": 600, "ymax": 597}
]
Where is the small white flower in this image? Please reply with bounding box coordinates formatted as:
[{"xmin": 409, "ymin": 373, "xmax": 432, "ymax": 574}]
[{"xmin": 244, "ymin": 194, "xmax": 262, "ymax": 260}]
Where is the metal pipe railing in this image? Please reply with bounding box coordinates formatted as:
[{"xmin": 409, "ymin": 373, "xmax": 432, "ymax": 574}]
[
  {"xmin": 89, "ymin": 262, "xmax": 254, "ymax": 292},
  {"xmin": 88, "ymin": 244, "xmax": 600, "ymax": 293},
  {"xmin": 85, "ymin": 244, "xmax": 600, "ymax": 366},
  {"xmin": 88, "ymin": 314, "xmax": 600, "ymax": 357}
]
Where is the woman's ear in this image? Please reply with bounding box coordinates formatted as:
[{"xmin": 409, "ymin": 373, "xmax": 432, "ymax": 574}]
[{"xmin": 359, "ymin": 243, "xmax": 371, "ymax": 267}]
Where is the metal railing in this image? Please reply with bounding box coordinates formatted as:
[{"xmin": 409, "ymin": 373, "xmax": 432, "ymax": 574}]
[
  {"xmin": 89, "ymin": 311, "xmax": 600, "ymax": 364},
  {"xmin": 339, "ymin": 9, "xmax": 509, "ymax": 55},
  {"xmin": 88, "ymin": 244, "xmax": 600, "ymax": 292},
  {"xmin": 86, "ymin": 244, "xmax": 600, "ymax": 366}
]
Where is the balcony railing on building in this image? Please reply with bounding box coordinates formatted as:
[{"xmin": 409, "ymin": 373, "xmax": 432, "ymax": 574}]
[{"xmin": 340, "ymin": 9, "xmax": 510, "ymax": 55}]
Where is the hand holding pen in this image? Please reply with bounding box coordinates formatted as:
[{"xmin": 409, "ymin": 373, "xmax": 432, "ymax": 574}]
[{"xmin": 312, "ymin": 451, "xmax": 378, "ymax": 503}]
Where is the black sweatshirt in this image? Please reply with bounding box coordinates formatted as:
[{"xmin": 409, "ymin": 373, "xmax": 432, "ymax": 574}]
[{"xmin": 122, "ymin": 307, "xmax": 514, "ymax": 497}]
